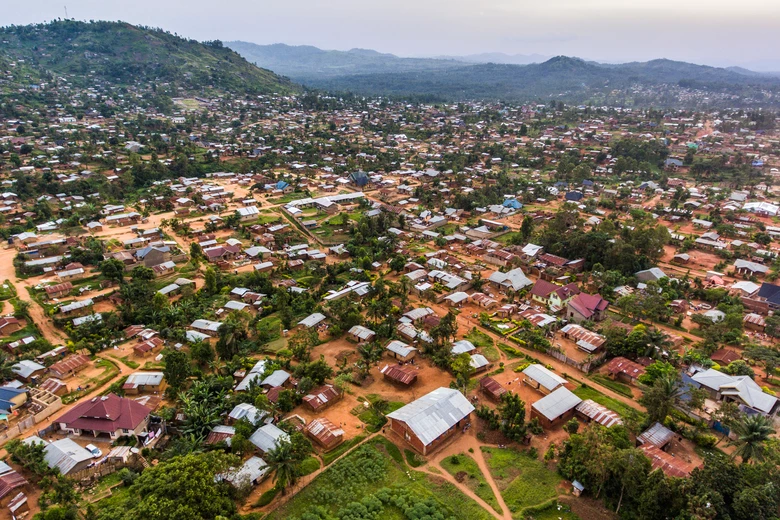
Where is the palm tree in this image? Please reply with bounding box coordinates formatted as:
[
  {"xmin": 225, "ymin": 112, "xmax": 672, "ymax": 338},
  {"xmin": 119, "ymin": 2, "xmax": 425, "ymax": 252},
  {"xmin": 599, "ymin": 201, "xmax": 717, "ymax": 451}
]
[
  {"xmin": 266, "ymin": 440, "xmax": 302, "ymax": 495},
  {"xmin": 729, "ymin": 413, "xmax": 776, "ymax": 464},
  {"xmin": 639, "ymin": 373, "xmax": 684, "ymax": 424}
]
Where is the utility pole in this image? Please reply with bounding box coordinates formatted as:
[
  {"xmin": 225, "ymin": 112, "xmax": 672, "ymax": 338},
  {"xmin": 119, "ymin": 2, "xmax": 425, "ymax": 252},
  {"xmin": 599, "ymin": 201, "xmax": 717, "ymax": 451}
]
[{"xmin": 64, "ymin": 6, "xmax": 68, "ymax": 19}]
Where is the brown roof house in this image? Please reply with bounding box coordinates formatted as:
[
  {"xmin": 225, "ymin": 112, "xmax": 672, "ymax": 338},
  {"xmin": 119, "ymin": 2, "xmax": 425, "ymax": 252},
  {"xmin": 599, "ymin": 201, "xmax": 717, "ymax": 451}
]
[
  {"xmin": 0, "ymin": 318, "xmax": 22, "ymax": 337},
  {"xmin": 387, "ymin": 387, "xmax": 474, "ymax": 455},
  {"xmin": 56, "ymin": 393, "xmax": 152, "ymax": 440},
  {"xmin": 605, "ymin": 357, "xmax": 646, "ymax": 385},
  {"xmin": 304, "ymin": 417, "xmax": 345, "ymax": 450},
  {"xmin": 302, "ymin": 385, "xmax": 342, "ymax": 412},
  {"xmin": 479, "ymin": 376, "xmax": 507, "ymax": 401},
  {"xmin": 48, "ymin": 354, "xmax": 91, "ymax": 379},
  {"xmin": 380, "ymin": 364, "xmax": 418, "ymax": 386}
]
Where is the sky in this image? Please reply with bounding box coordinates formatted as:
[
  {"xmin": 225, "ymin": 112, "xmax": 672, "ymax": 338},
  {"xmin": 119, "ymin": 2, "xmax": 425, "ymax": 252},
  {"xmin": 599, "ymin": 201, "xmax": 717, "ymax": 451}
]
[{"xmin": 5, "ymin": 0, "xmax": 780, "ymax": 70}]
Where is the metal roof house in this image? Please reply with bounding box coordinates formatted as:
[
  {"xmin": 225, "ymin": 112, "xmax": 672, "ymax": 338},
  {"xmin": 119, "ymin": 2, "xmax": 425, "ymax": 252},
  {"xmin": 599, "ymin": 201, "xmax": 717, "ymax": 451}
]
[
  {"xmin": 530, "ymin": 387, "xmax": 582, "ymax": 428},
  {"xmin": 249, "ymin": 424, "xmax": 289, "ymax": 454},
  {"xmin": 387, "ymin": 387, "xmax": 474, "ymax": 455},
  {"xmin": 522, "ymin": 364, "xmax": 568, "ymax": 395},
  {"xmin": 385, "ymin": 340, "xmax": 417, "ymax": 361}
]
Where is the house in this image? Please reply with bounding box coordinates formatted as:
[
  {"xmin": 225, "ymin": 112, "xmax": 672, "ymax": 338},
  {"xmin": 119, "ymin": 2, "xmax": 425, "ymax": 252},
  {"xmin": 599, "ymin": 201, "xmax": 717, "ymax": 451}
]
[
  {"xmin": 733, "ymin": 259, "xmax": 769, "ymax": 277},
  {"xmin": 0, "ymin": 465, "xmax": 29, "ymax": 505},
  {"xmin": 191, "ymin": 319, "xmax": 223, "ymax": 335},
  {"xmin": 0, "ymin": 387, "xmax": 28, "ymax": 413},
  {"xmin": 56, "ymin": 394, "xmax": 152, "ymax": 440},
  {"xmin": 0, "ymin": 318, "xmax": 22, "ymax": 337},
  {"xmin": 640, "ymin": 444, "xmax": 697, "ymax": 478},
  {"xmin": 261, "ymin": 370, "xmax": 291, "ymax": 389},
  {"xmin": 559, "ymin": 324, "xmax": 606, "ymax": 354},
  {"xmin": 451, "ymin": 340, "xmax": 476, "ymax": 355},
  {"xmin": 11, "ymin": 360, "xmax": 46, "ymax": 383},
  {"xmin": 385, "ymin": 340, "xmax": 417, "ymax": 362},
  {"xmin": 530, "ymin": 387, "xmax": 582, "ymax": 428},
  {"xmin": 133, "ymin": 337, "xmax": 164, "ymax": 357},
  {"xmin": 302, "ymin": 384, "xmax": 341, "ymax": 412},
  {"xmin": 136, "ymin": 246, "xmax": 172, "ymax": 268},
  {"xmin": 711, "ymin": 349, "xmax": 741, "ymax": 366},
  {"xmin": 30, "ymin": 438, "xmax": 93, "ymax": 475},
  {"xmin": 605, "ymin": 357, "xmax": 646, "ymax": 385},
  {"xmin": 487, "ymin": 268, "xmax": 533, "ymax": 292},
  {"xmin": 44, "ymin": 282, "xmax": 73, "ymax": 299},
  {"xmin": 566, "ymin": 293, "xmax": 609, "ymax": 323},
  {"xmin": 387, "ymin": 387, "xmax": 474, "ymax": 455},
  {"xmin": 479, "ymin": 376, "xmax": 507, "ymax": 401},
  {"xmin": 249, "ymin": 424, "xmax": 289, "ymax": 454},
  {"xmin": 224, "ymin": 456, "xmax": 269, "ymax": 487},
  {"xmin": 48, "ymin": 354, "xmax": 91, "ymax": 379},
  {"xmin": 635, "ymin": 268, "xmax": 668, "ymax": 283},
  {"xmin": 298, "ymin": 313, "xmax": 326, "ymax": 329},
  {"xmin": 348, "ymin": 325, "xmax": 376, "ymax": 343},
  {"xmin": 59, "ymin": 298, "xmax": 94, "ymax": 317},
  {"xmin": 522, "ymin": 364, "xmax": 567, "ymax": 395},
  {"xmin": 529, "ymin": 280, "xmax": 580, "ymax": 312},
  {"xmin": 691, "ymin": 368, "xmax": 779, "ymax": 416},
  {"xmin": 380, "ymin": 364, "xmax": 418, "ymax": 386},
  {"xmin": 637, "ymin": 422, "xmax": 675, "ymax": 450},
  {"xmin": 122, "ymin": 372, "xmax": 164, "ymax": 395},
  {"xmin": 228, "ymin": 403, "xmax": 267, "ymax": 426},
  {"xmin": 305, "ymin": 417, "xmax": 345, "ymax": 450},
  {"xmin": 235, "ymin": 360, "xmax": 267, "ymax": 392},
  {"xmin": 575, "ymin": 399, "xmax": 623, "ymax": 428}
]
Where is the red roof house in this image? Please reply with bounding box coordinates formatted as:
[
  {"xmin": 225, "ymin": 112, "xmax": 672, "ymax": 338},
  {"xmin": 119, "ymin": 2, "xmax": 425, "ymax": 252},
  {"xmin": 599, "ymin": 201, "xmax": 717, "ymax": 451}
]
[
  {"xmin": 56, "ymin": 393, "xmax": 152, "ymax": 440},
  {"xmin": 566, "ymin": 293, "xmax": 609, "ymax": 323}
]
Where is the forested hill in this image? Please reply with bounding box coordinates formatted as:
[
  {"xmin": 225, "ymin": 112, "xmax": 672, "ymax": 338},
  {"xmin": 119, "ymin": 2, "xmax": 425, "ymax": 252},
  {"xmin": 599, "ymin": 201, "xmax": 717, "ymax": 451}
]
[
  {"xmin": 229, "ymin": 40, "xmax": 780, "ymax": 107},
  {"xmin": 0, "ymin": 21, "xmax": 300, "ymax": 98}
]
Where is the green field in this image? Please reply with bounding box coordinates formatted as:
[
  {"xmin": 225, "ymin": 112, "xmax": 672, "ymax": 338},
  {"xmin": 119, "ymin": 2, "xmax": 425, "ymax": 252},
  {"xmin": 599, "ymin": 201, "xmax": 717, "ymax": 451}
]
[
  {"xmin": 481, "ymin": 447, "xmax": 560, "ymax": 518},
  {"xmin": 266, "ymin": 437, "xmax": 493, "ymax": 520},
  {"xmin": 589, "ymin": 374, "xmax": 634, "ymax": 398},
  {"xmin": 572, "ymin": 384, "xmax": 643, "ymax": 419},
  {"xmin": 440, "ymin": 453, "xmax": 503, "ymax": 514}
]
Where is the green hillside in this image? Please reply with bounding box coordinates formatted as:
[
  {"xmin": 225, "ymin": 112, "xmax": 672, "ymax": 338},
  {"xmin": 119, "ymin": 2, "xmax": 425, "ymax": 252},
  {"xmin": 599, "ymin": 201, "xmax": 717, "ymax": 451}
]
[{"xmin": 0, "ymin": 20, "xmax": 299, "ymax": 97}]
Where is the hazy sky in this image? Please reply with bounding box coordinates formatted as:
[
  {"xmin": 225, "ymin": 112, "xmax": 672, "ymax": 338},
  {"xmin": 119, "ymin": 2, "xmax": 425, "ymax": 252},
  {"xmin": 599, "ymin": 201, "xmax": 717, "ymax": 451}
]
[{"xmin": 6, "ymin": 0, "xmax": 780, "ymax": 69}]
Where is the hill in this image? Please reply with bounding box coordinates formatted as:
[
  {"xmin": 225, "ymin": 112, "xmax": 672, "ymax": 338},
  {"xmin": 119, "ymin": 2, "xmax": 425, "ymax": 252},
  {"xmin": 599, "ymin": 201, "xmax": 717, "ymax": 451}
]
[
  {"xmin": 297, "ymin": 56, "xmax": 780, "ymax": 107},
  {"xmin": 0, "ymin": 21, "xmax": 299, "ymax": 98},
  {"xmin": 225, "ymin": 41, "xmax": 464, "ymax": 80}
]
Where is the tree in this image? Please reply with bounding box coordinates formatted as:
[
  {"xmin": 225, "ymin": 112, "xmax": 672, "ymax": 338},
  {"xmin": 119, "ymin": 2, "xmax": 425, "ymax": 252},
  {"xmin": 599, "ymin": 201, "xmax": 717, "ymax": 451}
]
[
  {"xmin": 204, "ymin": 267, "xmax": 218, "ymax": 295},
  {"xmin": 639, "ymin": 373, "xmax": 684, "ymax": 424},
  {"xmin": 162, "ymin": 349, "xmax": 190, "ymax": 395},
  {"xmin": 265, "ymin": 437, "xmax": 307, "ymax": 495},
  {"xmin": 389, "ymin": 255, "xmax": 406, "ymax": 273},
  {"xmin": 356, "ymin": 341, "xmax": 383, "ymax": 379},
  {"xmin": 99, "ymin": 259, "xmax": 126, "ymax": 284},
  {"xmin": 287, "ymin": 327, "xmax": 318, "ymax": 362},
  {"xmin": 117, "ymin": 452, "xmax": 238, "ymax": 520},
  {"xmin": 450, "ymin": 352, "xmax": 473, "ymax": 391},
  {"xmin": 215, "ymin": 319, "xmax": 248, "ymax": 360},
  {"xmin": 497, "ymin": 391, "xmax": 527, "ymax": 442},
  {"xmin": 521, "ymin": 215, "xmax": 534, "ymax": 240},
  {"xmin": 729, "ymin": 413, "xmax": 776, "ymax": 464},
  {"xmin": 190, "ymin": 341, "xmax": 214, "ymax": 366}
]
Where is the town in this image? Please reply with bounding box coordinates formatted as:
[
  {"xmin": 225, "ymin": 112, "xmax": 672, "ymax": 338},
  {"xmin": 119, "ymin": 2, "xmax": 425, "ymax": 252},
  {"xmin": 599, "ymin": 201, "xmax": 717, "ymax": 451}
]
[{"xmin": 0, "ymin": 21, "xmax": 779, "ymax": 520}]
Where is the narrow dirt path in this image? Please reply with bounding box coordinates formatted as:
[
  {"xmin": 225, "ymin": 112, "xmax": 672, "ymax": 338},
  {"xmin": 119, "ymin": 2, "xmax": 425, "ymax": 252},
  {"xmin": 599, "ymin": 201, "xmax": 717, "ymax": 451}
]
[{"xmin": 424, "ymin": 432, "xmax": 512, "ymax": 520}]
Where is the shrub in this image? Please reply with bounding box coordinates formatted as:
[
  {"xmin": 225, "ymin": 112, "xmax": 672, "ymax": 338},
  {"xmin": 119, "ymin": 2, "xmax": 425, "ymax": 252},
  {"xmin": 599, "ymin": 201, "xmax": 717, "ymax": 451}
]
[{"xmin": 256, "ymin": 485, "xmax": 280, "ymax": 507}]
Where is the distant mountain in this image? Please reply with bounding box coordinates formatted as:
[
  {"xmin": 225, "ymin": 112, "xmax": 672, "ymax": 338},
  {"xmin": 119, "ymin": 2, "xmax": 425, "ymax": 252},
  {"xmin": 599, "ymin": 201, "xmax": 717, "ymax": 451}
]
[
  {"xmin": 0, "ymin": 21, "xmax": 299, "ymax": 97},
  {"xmin": 227, "ymin": 41, "xmax": 780, "ymax": 106},
  {"xmin": 225, "ymin": 41, "xmax": 464, "ymax": 80},
  {"xmin": 297, "ymin": 55, "xmax": 780, "ymax": 107},
  {"xmin": 431, "ymin": 52, "xmax": 552, "ymax": 66}
]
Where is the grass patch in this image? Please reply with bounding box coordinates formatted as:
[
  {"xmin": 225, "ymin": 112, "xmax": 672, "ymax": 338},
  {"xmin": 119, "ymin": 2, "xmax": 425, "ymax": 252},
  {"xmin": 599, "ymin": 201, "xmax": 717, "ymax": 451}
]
[
  {"xmin": 109, "ymin": 355, "xmax": 140, "ymax": 370},
  {"xmin": 572, "ymin": 385, "xmax": 643, "ymax": 419},
  {"xmin": 298, "ymin": 456, "xmax": 320, "ymax": 477},
  {"xmin": 481, "ymin": 446, "xmax": 560, "ymax": 518},
  {"xmin": 441, "ymin": 453, "xmax": 503, "ymax": 515},
  {"xmin": 405, "ymin": 449, "xmax": 425, "ymax": 468},
  {"xmin": 523, "ymin": 500, "xmax": 580, "ymax": 520},
  {"xmin": 266, "ymin": 436, "xmax": 492, "ymax": 520},
  {"xmin": 321, "ymin": 434, "xmax": 367, "ymax": 465},
  {"xmin": 465, "ymin": 329, "xmax": 494, "ymax": 349},
  {"xmin": 62, "ymin": 358, "xmax": 120, "ymax": 404},
  {"xmin": 498, "ymin": 342, "xmax": 523, "ymax": 359},
  {"xmin": 354, "ymin": 395, "xmax": 404, "ymax": 433},
  {"xmin": 589, "ymin": 374, "xmax": 633, "ymax": 398},
  {"xmin": 482, "ymin": 343, "xmax": 500, "ymax": 363},
  {"xmin": 0, "ymin": 280, "xmax": 17, "ymax": 300}
]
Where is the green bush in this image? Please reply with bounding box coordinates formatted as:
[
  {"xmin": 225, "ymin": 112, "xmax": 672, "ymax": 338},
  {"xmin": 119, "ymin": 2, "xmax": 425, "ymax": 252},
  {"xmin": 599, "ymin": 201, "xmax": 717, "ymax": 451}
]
[{"xmin": 255, "ymin": 485, "xmax": 280, "ymax": 507}]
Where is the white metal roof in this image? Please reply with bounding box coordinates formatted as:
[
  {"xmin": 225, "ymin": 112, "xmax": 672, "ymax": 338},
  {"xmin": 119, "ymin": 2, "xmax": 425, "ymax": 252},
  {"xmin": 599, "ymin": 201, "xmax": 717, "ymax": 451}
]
[
  {"xmin": 522, "ymin": 364, "xmax": 567, "ymax": 391},
  {"xmin": 531, "ymin": 387, "xmax": 582, "ymax": 421},
  {"xmin": 387, "ymin": 387, "xmax": 474, "ymax": 446}
]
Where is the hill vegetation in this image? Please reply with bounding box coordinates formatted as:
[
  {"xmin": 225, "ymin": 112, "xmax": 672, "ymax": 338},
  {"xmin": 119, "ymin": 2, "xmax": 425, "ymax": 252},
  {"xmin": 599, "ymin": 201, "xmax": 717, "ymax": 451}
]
[
  {"xmin": 0, "ymin": 21, "xmax": 298, "ymax": 105},
  {"xmin": 228, "ymin": 41, "xmax": 780, "ymax": 107}
]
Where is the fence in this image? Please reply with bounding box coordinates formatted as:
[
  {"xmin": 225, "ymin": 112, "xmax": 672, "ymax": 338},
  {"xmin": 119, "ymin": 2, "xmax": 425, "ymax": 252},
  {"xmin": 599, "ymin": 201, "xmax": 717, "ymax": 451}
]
[
  {"xmin": 544, "ymin": 348, "xmax": 607, "ymax": 374},
  {"xmin": 70, "ymin": 463, "xmax": 120, "ymax": 482}
]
